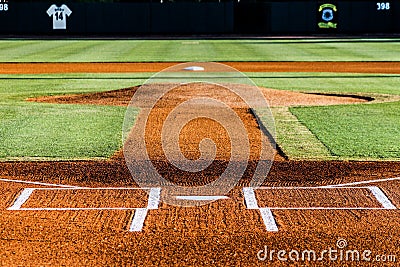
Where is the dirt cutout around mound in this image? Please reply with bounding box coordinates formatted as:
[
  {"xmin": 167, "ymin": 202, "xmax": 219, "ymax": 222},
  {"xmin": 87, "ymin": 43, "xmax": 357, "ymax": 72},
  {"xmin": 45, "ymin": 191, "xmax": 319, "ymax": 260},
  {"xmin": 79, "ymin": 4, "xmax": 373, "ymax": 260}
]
[{"xmin": 30, "ymin": 85, "xmax": 369, "ymax": 107}]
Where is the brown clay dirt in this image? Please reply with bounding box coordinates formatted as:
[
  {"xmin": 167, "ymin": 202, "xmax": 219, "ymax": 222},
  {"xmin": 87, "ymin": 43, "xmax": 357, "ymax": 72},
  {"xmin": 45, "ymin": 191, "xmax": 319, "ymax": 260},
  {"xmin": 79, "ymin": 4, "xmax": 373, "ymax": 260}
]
[
  {"xmin": 2, "ymin": 61, "xmax": 400, "ymax": 74},
  {"xmin": 0, "ymin": 161, "xmax": 399, "ymax": 266},
  {"xmin": 0, "ymin": 62, "xmax": 399, "ymax": 266}
]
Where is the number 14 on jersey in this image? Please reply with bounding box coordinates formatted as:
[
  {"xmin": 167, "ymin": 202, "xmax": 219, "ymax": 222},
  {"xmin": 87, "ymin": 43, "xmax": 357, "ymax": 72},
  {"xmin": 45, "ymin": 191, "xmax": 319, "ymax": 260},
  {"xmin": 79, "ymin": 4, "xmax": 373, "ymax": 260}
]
[{"xmin": 55, "ymin": 12, "xmax": 63, "ymax": 21}]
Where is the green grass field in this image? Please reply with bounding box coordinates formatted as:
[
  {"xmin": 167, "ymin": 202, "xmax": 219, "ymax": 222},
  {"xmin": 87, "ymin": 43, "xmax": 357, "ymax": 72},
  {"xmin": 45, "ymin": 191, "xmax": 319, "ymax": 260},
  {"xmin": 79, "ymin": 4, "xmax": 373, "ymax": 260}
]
[
  {"xmin": 1, "ymin": 39, "xmax": 400, "ymax": 62},
  {"xmin": 0, "ymin": 39, "xmax": 399, "ymax": 161}
]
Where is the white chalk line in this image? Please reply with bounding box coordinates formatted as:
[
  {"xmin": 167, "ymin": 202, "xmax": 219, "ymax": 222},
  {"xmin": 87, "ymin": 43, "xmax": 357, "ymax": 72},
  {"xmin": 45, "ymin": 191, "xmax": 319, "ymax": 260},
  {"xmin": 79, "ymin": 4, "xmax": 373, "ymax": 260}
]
[
  {"xmin": 243, "ymin": 188, "xmax": 279, "ymax": 232},
  {"xmin": 15, "ymin": 207, "xmax": 142, "ymax": 211},
  {"xmin": 8, "ymin": 187, "xmax": 160, "ymax": 211},
  {"xmin": 28, "ymin": 187, "xmax": 154, "ymax": 191},
  {"xmin": 147, "ymin": 188, "xmax": 161, "ymax": 210},
  {"xmin": 124, "ymin": 188, "xmax": 161, "ymax": 231},
  {"xmin": 244, "ymin": 184, "xmax": 400, "ymax": 232},
  {"xmin": 253, "ymin": 186, "xmax": 398, "ymax": 210},
  {"xmin": 175, "ymin": 195, "xmax": 229, "ymax": 201},
  {"xmin": 8, "ymin": 188, "xmax": 35, "ymax": 211},
  {"xmin": 0, "ymin": 178, "xmax": 82, "ymax": 188},
  {"xmin": 321, "ymin": 177, "xmax": 400, "ymax": 188},
  {"xmin": 126, "ymin": 188, "xmax": 161, "ymax": 231},
  {"xmin": 368, "ymin": 186, "xmax": 397, "ymax": 210},
  {"xmin": 259, "ymin": 208, "xmax": 279, "ymax": 232},
  {"xmin": 129, "ymin": 208, "xmax": 149, "ymax": 232},
  {"xmin": 243, "ymin": 187, "xmax": 259, "ymax": 209}
]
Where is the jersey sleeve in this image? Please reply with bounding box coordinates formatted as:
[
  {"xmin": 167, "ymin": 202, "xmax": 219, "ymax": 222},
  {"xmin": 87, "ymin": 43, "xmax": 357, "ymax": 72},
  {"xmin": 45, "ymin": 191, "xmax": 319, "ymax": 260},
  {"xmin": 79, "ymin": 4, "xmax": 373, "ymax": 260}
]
[
  {"xmin": 46, "ymin": 5, "xmax": 56, "ymax": 16},
  {"xmin": 62, "ymin": 5, "xmax": 72, "ymax": 16}
]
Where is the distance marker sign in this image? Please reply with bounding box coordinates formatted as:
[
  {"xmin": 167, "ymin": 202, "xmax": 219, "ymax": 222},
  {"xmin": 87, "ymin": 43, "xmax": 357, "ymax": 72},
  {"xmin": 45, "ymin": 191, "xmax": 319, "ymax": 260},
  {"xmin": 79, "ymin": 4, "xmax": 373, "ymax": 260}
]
[
  {"xmin": 318, "ymin": 3, "xmax": 338, "ymax": 29},
  {"xmin": 0, "ymin": 0, "xmax": 8, "ymax": 12}
]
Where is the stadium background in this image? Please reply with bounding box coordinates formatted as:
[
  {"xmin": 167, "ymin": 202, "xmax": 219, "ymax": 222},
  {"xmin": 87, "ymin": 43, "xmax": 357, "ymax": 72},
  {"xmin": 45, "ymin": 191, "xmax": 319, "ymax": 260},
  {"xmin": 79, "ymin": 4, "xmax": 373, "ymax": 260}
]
[{"xmin": 0, "ymin": 0, "xmax": 399, "ymax": 35}]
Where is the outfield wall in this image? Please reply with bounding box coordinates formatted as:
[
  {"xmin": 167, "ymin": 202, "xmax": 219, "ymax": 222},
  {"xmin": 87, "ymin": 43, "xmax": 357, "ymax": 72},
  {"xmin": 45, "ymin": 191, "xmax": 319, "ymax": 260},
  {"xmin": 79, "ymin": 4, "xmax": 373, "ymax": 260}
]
[{"xmin": 0, "ymin": 1, "xmax": 398, "ymax": 35}]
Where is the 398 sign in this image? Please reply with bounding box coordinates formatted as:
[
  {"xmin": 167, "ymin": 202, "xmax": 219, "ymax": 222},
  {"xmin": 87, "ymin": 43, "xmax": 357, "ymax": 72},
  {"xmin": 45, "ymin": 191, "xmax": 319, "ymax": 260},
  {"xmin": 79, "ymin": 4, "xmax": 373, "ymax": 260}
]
[
  {"xmin": 376, "ymin": 2, "xmax": 390, "ymax": 10},
  {"xmin": 0, "ymin": 0, "xmax": 8, "ymax": 12}
]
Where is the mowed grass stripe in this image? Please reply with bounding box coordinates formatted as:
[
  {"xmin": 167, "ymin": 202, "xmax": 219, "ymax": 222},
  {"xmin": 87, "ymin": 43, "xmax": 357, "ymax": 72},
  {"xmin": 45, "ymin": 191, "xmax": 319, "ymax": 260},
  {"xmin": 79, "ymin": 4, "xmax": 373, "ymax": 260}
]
[
  {"xmin": 0, "ymin": 74, "xmax": 148, "ymax": 103},
  {"xmin": 267, "ymin": 107, "xmax": 335, "ymax": 160},
  {"xmin": 0, "ymin": 39, "xmax": 400, "ymax": 62}
]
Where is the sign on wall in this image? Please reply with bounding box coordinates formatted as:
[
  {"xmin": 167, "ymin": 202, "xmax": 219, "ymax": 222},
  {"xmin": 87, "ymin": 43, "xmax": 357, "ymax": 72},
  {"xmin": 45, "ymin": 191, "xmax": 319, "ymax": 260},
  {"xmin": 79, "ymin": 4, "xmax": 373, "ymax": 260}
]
[
  {"xmin": 0, "ymin": 0, "xmax": 8, "ymax": 12},
  {"xmin": 318, "ymin": 3, "xmax": 337, "ymax": 29},
  {"xmin": 47, "ymin": 4, "xmax": 72, "ymax": 30}
]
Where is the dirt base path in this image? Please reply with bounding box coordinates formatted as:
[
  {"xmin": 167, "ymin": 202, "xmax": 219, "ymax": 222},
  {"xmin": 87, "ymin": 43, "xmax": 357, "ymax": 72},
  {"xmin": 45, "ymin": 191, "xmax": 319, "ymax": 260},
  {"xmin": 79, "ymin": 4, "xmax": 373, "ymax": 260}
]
[{"xmin": 2, "ymin": 61, "xmax": 400, "ymax": 74}]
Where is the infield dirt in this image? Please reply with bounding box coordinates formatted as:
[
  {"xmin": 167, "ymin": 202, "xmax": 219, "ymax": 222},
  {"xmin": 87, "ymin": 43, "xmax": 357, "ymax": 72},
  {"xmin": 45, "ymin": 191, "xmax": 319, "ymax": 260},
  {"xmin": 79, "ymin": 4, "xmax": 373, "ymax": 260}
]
[{"xmin": 0, "ymin": 160, "xmax": 399, "ymax": 266}]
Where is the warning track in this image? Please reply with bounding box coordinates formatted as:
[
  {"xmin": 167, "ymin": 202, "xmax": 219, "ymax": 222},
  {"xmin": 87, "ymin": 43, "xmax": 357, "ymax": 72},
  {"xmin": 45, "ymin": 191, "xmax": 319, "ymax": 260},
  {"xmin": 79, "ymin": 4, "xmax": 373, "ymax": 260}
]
[{"xmin": 2, "ymin": 61, "xmax": 400, "ymax": 74}]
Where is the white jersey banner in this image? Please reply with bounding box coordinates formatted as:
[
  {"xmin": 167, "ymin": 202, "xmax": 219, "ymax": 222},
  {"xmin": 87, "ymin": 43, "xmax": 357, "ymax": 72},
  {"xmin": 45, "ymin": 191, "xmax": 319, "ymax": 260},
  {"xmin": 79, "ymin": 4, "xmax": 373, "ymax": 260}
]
[{"xmin": 47, "ymin": 4, "xmax": 72, "ymax": 30}]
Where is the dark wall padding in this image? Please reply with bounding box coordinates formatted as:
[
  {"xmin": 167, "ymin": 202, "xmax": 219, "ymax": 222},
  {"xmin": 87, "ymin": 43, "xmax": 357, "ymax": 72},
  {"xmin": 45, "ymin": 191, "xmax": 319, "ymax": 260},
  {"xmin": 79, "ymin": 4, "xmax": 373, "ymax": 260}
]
[{"xmin": 0, "ymin": 1, "xmax": 398, "ymax": 35}]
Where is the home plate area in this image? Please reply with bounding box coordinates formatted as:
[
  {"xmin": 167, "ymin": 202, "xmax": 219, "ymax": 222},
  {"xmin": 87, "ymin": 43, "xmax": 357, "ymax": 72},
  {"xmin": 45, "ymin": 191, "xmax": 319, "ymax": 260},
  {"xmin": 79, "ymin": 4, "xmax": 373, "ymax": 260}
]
[{"xmin": 6, "ymin": 179, "xmax": 399, "ymax": 233}]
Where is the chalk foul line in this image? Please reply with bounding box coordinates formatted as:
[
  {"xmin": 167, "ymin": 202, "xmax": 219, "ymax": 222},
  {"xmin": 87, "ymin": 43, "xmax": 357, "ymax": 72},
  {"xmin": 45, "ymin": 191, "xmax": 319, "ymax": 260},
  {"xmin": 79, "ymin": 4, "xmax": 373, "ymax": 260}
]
[
  {"xmin": 0, "ymin": 178, "xmax": 82, "ymax": 188},
  {"xmin": 321, "ymin": 177, "xmax": 400, "ymax": 188}
]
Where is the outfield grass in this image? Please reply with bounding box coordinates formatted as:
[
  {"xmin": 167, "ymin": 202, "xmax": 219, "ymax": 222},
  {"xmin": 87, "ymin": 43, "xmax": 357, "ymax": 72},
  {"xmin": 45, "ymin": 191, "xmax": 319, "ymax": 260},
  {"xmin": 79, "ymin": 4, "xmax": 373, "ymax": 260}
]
[
  {"xmin": 0, "ymin": 39, "xmax": 400, "ymax": 62},
  {"xmin": 251, "ymin": 73, "xmax": 400, "ymax": 96}
]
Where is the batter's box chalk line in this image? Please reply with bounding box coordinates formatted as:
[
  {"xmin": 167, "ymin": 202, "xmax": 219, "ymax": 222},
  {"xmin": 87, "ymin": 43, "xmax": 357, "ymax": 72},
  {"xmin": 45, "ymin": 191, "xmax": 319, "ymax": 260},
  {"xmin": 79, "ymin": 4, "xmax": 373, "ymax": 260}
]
[
  {"xmin": 8, "ymin": 187, "xmax": 161, "ymax": 232},
  {"xmin": 243, "ymin": 186, "xmax": 398, "ymax": 232}
]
